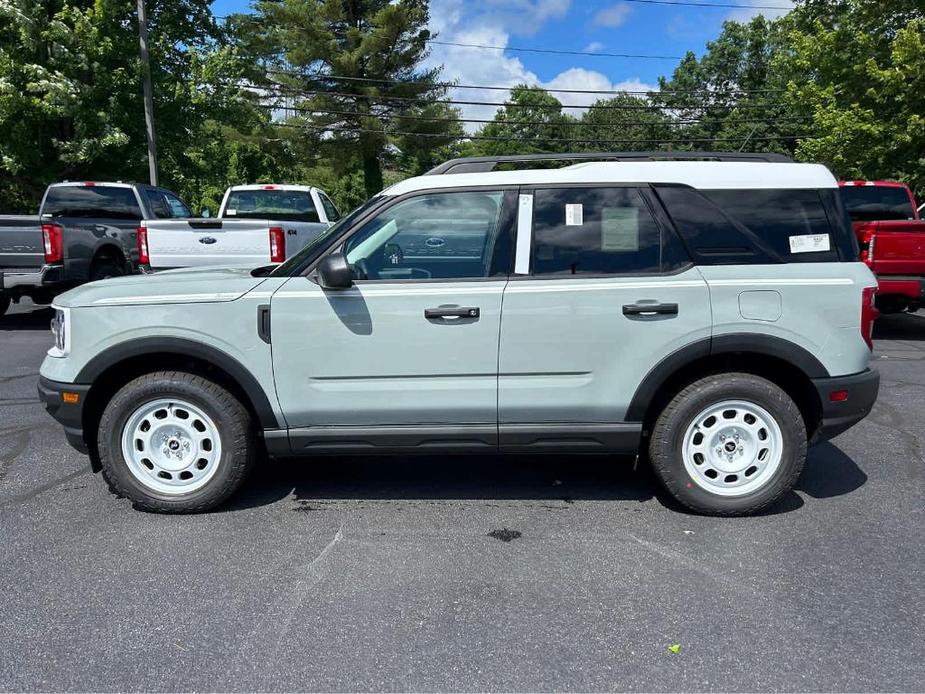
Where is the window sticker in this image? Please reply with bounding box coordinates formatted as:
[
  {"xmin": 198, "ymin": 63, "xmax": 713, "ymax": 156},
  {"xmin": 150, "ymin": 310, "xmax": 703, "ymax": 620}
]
[
  {"xmin": 789, "ymin": 233, "xmax": 830, "ymax": 254},
  {"xmin": 565, "ymin": 203, "xmax": 584, "ymax": 226},
  {"xmin": 601, "ymin": 206, "xmax": 640, "ymax": 252},
  {"xmin": 225, "ymin": 208, "xmax": 237, "ymax": 216}
]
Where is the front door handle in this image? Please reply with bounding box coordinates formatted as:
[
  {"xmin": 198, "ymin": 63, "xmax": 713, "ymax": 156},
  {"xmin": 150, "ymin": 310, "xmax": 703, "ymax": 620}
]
[
  {"xmin": 622, "ymin": 302, "xmax": 679, "ymax": 316},
  {"xmin": 424, "ymin": 306, "xmax": 480, "ymax": 319}
]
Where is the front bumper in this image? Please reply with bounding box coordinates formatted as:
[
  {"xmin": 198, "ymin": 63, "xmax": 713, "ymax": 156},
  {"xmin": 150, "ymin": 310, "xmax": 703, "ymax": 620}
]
[
  {"xmin": 37, "ymin": 376, "xmax": 91, "ymax": 453},
  {"xmin": 811, "ymin": 369, "xmax": 880, "ymax": 442}
]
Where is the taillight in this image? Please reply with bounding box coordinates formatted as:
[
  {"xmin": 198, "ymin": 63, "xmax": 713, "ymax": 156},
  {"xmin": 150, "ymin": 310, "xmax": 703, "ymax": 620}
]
[
  {"xmin": 137, "ymin": 224, "xmax": 149, "ymax": 265},
  {"xmin": 42, "ymin": 223, "xmax": 63, "ymax": 263},
  {"xmin": 858, "ymin": 228, "xmax": 876, "ymax": 264},
  {"xmin": 269, "ymin": 226, "xmax": 285, "ymax": 262},
  {"xmin": 861, "ymin": 285, "xmax": 879, "ymax": 350}
]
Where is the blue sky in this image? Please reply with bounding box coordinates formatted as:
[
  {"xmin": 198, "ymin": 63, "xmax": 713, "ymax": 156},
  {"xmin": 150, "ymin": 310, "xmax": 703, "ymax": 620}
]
[{"xmin": 210, "ymin": 0, "xmax": 794, "ymax": 128}]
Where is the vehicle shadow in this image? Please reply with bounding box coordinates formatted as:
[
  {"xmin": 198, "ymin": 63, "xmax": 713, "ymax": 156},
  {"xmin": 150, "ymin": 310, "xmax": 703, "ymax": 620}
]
[
  {"xmin": 226, "ymin": 453, "xmax": 657, "ymax": 512},
  {"xmin": 225, "ymin": 439, "xmax": 867, "ymax": 515},
  {"xmin": 873, "ymin": 310, "xmax": 925, "ymax": 341},
  {"xmin": 0, "ymin": 304, "xmax": 54, "ymax": 331}
]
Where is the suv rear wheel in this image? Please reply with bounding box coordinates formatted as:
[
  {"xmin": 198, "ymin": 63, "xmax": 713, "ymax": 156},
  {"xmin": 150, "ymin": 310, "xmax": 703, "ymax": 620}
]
[
  {"xmin": 649, "ymin": 373, "xmax": 806, "ymax": 516},
  {"xmin": 97, "ymin": 371, "xmax": 255, "ymax": 513}
]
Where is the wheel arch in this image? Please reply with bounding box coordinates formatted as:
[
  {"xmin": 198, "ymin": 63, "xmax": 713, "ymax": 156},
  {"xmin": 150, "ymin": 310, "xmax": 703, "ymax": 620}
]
[
  {"xmin": 78, "ymin": 338, "xmax": 280, "ymax": 469},
  {"xmin": 627, "ymin": 334, "xmax": 827, "ymax": 440}
]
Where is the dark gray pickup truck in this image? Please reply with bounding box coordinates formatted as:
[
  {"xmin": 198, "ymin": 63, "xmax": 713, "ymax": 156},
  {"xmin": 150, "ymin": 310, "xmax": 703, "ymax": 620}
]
[{"xmin": 0, "ymin": 182, "xmax": 192, "ymax": 315}]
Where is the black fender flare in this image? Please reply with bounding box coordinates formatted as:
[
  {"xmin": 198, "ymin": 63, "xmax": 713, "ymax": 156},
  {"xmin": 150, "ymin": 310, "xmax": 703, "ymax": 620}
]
[
  {"xmin": 625, "ymin": 333, "xmax": 829, "ymax": 422},
  {"xmin": 76, "ymin": 337, "xmax": 280, "ymax": 429}
]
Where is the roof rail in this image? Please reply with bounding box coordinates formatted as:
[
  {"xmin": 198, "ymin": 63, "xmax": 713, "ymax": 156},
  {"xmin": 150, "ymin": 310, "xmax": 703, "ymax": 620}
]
[{"xmin": 425, "ymin": 151, "xmax": 793, "ymax": 175}]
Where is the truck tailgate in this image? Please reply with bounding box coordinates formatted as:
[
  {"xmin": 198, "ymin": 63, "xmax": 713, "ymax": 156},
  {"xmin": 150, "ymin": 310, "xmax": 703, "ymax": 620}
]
[
  {"xmin": 144, "ymin": 219, "xmax": 273, "ymax": 269},
  {"xmin": 0, "ymin": 215, "xmax": 43, "ymax": 269},
  {"xmin": 866, "ymin": 220, "xmax": 925, "ymax": 275}
]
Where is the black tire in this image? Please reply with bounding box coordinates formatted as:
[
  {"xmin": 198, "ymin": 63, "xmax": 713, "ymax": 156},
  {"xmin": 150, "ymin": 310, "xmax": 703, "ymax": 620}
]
[
  {"xmin": 648, "ymin": 373, "xmax": 806, "ymax": 516},
  {"xmin": 0, "ymin": 295, "xmax": 9, "ymax": 317},
  {"xmin": 97, "ymin": 371, "xmax": 255, "ymax": 513},
  {"xmin": 88, "ymin": 257, "xmax": 126, "ymax": 282}
]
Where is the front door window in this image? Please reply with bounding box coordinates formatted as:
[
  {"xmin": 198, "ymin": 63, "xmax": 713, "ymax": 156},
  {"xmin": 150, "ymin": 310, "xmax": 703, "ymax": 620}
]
[{"xmin": 344, "ymin": 191, "xmax": 506, "ymax": 281}]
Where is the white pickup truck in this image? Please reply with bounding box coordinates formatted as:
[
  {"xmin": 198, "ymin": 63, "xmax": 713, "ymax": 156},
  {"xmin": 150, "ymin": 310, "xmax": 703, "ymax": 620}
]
[{"xmin": 139, "ymin": 184, "xmax": 341, "ymax": 270}]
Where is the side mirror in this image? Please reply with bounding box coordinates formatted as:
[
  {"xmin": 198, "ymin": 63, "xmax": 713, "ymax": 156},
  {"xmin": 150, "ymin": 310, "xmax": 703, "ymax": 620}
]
[
  {"xmin": 317, "ymin": 252, "xmax": 353, "ymax": 289},
  {"xmin": 200, "ymin": 207, "xmax": 212, "ymax": 218}
]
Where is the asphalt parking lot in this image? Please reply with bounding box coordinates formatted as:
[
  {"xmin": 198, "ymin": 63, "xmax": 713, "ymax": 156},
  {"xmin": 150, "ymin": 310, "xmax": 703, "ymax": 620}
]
[{"xmin": 1, "ymin": 299, "xmax": 924, "ymax": 692}]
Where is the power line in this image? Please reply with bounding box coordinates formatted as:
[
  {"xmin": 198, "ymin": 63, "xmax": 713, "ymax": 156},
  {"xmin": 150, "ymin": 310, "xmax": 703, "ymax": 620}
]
[
  {"xmin": 244, "ymin": 83, "xmax": 792, "ymax": 112},
  {"xmin": 262, "ymin": 103, "xmax": 812, "ymax": 129},
  {"xmin": 622, "ymin": 0, "xmax": 793, "ymax": 9},
  {"xmin": 427, "ymin": 40, "xmax": 681, "ymax": 60},
  {"xmin": 262, "ymin": 70, "xmax": 788, "ymax": 96},
  {"xmin": 274, "ymin": 121, "xmax": 817, "ymax": 144}
]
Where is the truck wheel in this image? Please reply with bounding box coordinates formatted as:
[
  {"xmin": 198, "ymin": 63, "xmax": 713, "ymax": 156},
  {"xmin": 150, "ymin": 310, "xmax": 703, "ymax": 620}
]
[
  {"xmin": 89, "ymin": 258, "xmax": 125, "ymax": 282},
  {"xmin": 648, "ymin": 373, "xmax": 806, "ymax": 516},
  {"xmin": 97, "ymin": 371, "xmax": 255, "ymax": 513},
  {"xmin": 0, "ymin": 296, "xmax": 9, "ymax": 317}
]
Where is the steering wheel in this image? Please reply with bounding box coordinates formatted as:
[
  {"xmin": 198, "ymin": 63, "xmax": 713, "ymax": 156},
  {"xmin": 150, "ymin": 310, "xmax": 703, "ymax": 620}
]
[{"xmin": 353, "ymin": 258, "xmax": 374, "ymax": 280}]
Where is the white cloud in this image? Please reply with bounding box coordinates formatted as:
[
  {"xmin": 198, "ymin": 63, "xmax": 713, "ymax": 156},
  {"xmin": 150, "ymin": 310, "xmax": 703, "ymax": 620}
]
[
  {"xmin": 583, "ymin": 41, "xmax": 605, "ymax": 53},
  {"xmin": 425, "ymin": 0, "xmax": 657, "ymax": 133},
  {"xmin": 726, "ymin": 0, "xmax": 795, "ymax": 22},
  {"xmin": 593, "ymin": 2, "xmax": 632, "ymax": 28},
  {"xmin": 480, "ymin": 0, "xmax": 572, "ymax": 36}
]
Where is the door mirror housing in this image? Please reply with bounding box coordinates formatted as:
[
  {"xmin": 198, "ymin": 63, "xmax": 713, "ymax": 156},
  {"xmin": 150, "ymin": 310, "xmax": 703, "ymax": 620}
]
[
  {"xmin": 317, "ymin": 252, "xmax": 353, "ymax": 289},
  {"xmin": 200, "ymin": 207, "xmax": 212, "ymax": 218}
]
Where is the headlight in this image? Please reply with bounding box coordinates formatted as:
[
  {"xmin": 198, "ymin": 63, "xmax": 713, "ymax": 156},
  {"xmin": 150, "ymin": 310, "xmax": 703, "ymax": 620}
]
[{"xmin": 48, "ymin": 307, "xmax": 70, "ymax": 357}]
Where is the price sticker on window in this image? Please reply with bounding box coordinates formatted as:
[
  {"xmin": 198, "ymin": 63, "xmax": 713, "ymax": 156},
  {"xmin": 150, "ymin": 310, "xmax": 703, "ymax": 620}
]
[
  {"xmin": 789, "ymin": 234, "xmax": 830, "ymax": 253},
  {"xmin": 565, "ymin": 203, "xmax": 584, "ymax": 226}
]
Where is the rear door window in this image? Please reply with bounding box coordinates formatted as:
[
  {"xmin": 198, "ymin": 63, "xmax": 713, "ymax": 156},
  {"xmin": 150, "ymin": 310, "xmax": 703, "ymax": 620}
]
[
  {"xmin": 144, "ymin": 190, "xmax": 172, "ymax": 219},
  {"xmin": 319, "ymin": 193, "xmax": 341, "ymax": 222},
  {"xmin": 163, "ymin": 192, "xmax": 192, "ymax": 218},
  {"xmin": 42, "ymin": 186, "xmax": 142, "ymax": 219},
  {"xmin": 530, "ymin": 187, "xmax": 683, "ymax": 275}
]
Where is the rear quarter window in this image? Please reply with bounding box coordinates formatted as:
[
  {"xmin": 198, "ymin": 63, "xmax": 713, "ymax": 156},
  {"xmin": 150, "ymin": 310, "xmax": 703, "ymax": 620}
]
[
  {"xmin": 655, "ymin": 186, "xmax": 847, "ymax": 264},
  {"xmin": 42, "ymin": 186, "xmax": 142, "ymax": 219},
  {"xmin": 702, "ymin": 189, "xmax": 841, "ymax": 263}
]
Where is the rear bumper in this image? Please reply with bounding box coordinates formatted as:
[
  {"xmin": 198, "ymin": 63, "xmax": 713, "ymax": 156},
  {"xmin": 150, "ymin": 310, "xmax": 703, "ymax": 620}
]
[
  {"xmin": 0, "ymin": 264, "xmax": 66, "ymax": 293},
  {"xmin": 37, "ymin": 376, "xmax": 91, "ymax": 453},
  {"xmin": 875, "ymin": 276, "xmax": 925, "ymax": 302},
  {"xmin": 811, "ymin": 369, "xmax": 880, "ymax": 442}
]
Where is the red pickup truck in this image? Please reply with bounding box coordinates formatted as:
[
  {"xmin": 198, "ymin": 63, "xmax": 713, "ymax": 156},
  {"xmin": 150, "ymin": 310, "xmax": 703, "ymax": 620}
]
[{"xmin": 839, "ymin": 180, "xmax": 925, "ymax": 313}]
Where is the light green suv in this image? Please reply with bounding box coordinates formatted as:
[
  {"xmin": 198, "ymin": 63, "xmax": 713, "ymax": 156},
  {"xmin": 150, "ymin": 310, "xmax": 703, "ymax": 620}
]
[{"xmin": 38, "ymin": 153, "xmax": 880, "ymax": 515}]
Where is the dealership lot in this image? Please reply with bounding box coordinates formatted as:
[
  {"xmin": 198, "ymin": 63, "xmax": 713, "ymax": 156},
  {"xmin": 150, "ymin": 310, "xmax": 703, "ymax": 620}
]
[{"xmin": 1, "ymin": 299, "xmax": 924, "ymax": 691}]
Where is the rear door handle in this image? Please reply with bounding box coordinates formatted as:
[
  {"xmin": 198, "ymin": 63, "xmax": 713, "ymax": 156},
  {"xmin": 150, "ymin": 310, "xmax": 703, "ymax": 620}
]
[
  {"xmin": 622, "ymin": 302, "xmax": 679, "ymax": 316},
  {"xmin": 424, "ymin": 306, "xmax": 480, "ymax": 319}
]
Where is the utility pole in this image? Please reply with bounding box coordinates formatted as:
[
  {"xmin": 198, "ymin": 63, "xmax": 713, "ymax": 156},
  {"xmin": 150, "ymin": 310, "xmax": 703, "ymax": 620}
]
[{"xmin": 136, "ymin": 0, "xmax": 158, "ymax": 186}]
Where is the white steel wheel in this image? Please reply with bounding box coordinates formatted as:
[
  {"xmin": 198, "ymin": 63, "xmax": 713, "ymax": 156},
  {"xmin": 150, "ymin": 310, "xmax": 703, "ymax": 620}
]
[
  {"xmin": 120, "ymin": 398, "xmax": 223, "ymax": 496},
  {"xmin": 681, "ymin": 399, "xmax": 784, "ymax": 497}
]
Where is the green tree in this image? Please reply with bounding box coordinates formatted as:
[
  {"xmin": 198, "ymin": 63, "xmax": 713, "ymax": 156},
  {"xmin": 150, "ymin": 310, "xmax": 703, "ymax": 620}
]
[
  {"xmin": 0, "ymin": 0, "xmax": 284, "ymax": 212},
  {"xmin": 462, "ymin": 86, "xmax": 578, "ymax": 157},
  {"xmin": 240, "ymin": 0, "xmax": 452, "ymax": 198},
  {"xmin": 779, "ymin": 0, "xmax": 925, "ymax": 189},
  {"xmin": 578, "ymin": 94, "xmax": 671, "ymax": 152},
  {"xmin": 655, "ymin": 15, "xmax": 800, "ymax": 153}
]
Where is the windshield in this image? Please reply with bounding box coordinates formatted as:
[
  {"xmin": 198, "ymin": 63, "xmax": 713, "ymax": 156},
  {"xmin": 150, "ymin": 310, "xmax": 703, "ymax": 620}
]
[
  {"xmin": 269, "ymin": 196, "xmax": 388, "ymax": 277},
  {"xmin": 840, "ymin": 185, "xmax": 915, "ymax": 221},
  {"xmin": 224, "ymin": 189, "xmax": 320, "ymax": 223}
]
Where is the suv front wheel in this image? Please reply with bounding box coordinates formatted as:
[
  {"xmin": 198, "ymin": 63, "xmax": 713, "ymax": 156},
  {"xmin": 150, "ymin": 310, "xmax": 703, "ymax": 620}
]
[
  {"xmin": 97, "ymin": 371, "xmax": 255, "ymax": 513},
  {"xmin": 649, "ymin": 373, "xmax": 807, "ymax": 516}
]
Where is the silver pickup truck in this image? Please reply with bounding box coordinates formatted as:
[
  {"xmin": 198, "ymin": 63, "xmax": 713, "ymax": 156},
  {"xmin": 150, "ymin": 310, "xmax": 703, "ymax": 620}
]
[
  {"xmin": 0, "ymin": 182, "xmax": 193, "ymax": 315},
  {"xmin": 141, "ymin": 184, "xmax": 340, "ymax": 270}
]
